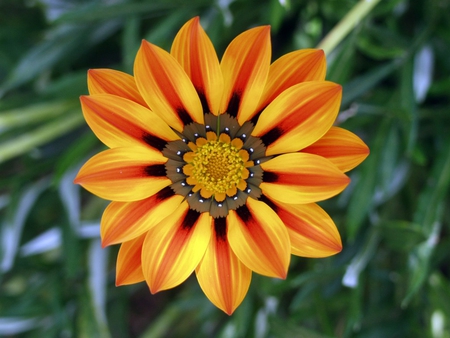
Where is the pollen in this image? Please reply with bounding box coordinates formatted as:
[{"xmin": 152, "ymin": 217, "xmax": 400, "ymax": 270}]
[{"xmin": 183, "ymin": 133, "xmax": 249, "ymax": 201}]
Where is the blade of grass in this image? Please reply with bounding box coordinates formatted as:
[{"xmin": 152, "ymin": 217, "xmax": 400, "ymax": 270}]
[
  {"xmin": 0, "ymin": 111, "xmax": 83, "ymax": 164},
  {"xmin": 317, "ymin": 0, "xmax": 382, "ymax": 55}
]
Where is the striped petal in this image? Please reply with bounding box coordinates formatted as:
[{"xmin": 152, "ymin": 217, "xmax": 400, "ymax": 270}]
[
  {"xmin": 252, "ymin": 82, "xmax": 342, "ymax": 156},
  {"xmin": 196, "ymin": 218, "xmax": 252, "ymax": 315},
  {"xmin": 255, "ymin": 49, "xmax": 326, "ymax": 113},
  {"xmin": 171, "ymin": 17, "xmax": 223, "ymax": 115},
  {"xmin": 260, "ymin": 153, "xmax": 350, "ymax": 204},
  {"xmin": 101, "ymin": 187, "xmax": 184, "ymax": 247},
  {"xmin": 142, "ymin": 202, "xmax": 212, "ymax": 293},
  {"xmin": 227, "ymin": 198, "xmax": 290, "ymax": 278},
  {"xmin": 116, "ymin": 234, "xmax": 146, "ymax": 286},
  {"xmin": 74, "ymin": 146, "xmax": 171, "ymax": 201},
  {"xmin": 80, "ymin": 94, "xmax": 179, "ymax": 150},
  {"xmin": 261, "ymin": 197, "xmax": 342, "ymax": 257},
  {"xmin": 87, "ymin": 69, "xmax": 147, "ymax": 106},
  {"xmin": 134, "ymin": 40, "xmax": 204, "ymax": 132},
  {"xmin": 221, "ymin": 26, "xmax": 271, "ymax": 124},
  {"xmin": 302, "ymin": 126, "xmax": 370, "ymax": 172}
]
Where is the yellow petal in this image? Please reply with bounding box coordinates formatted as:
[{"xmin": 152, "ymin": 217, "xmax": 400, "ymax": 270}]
[
  {"xmin": 142, "ymin": 202, "xmax": 212, "ymax": 293},
  {"xmin": 302, "ymin": 126, "xmax": 370, "ymax": 172},
  {"xmin": 80, "ymin": 94, "xmax": 179, "ymax": 150},
  {"xmin": 227, "ymin": 198, "xmax": 290, "ymax": 278},
  {"xmin": 260, "ymin": 152, "xmax": 350, "ymax": 204},
  {"xmin": 196, "ymin": 218, "xmax": 252, "ymax": 315},
  {"xmin": 261, "ymin": 197, "xmax": 342, "ymax": 257},
  {"xmin": 171, "ymin": 17, "xmax": 223, "ymax": 115},
  {"xmin": 221, "ymin": 26, "xmax": 271, "ymax": 124},
  {"xmin": 252, "ymin": 82, "xmax": 342, "ymax": 156},
  {"xmin": 134, "ymin": 40, "xmax": 203, "ymax": 132},
  {"xmin": 74, "ymin": 146, "xmax": 171, "ymax": 201},
  {"xmin": 87, "ymin": 69, "xmax": 147, "ymax": 106},
  {"xmin": 255, "ymin": 49, "xmax": 326, "ymax": 113},
  {"xmin": 101, "ymin": 187, "xmax": 184, "ymax": 246},
  {"xmin": 116, "ymin": 234, "xmax": 146, "ymax": 286}
]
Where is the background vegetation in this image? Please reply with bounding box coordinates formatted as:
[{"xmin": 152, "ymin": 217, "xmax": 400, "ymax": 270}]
[{"xmin": 1, "ymin": 0, "xmax": 449, "ymax": 337}]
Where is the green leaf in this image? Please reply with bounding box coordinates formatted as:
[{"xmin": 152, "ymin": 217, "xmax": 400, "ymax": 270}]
[
  {"xmin": 342, "ymin": 58, "xmax": 402, "ymax": 106},
  {"xmin": 0, "ymin": 112, "xmax": 83, "ymax": 164},
  {"xmin": 1, "ymin": 23, "xmax": 119, "ymax": 94},
  {"xmin": 53, "ymin": 1, "xmax": 187, "ymax": 24},
  {"xmin": 346, "ymin": 120, "xmax": 390, "ymax": 240},
  {"xmin": 0, "ymin": 100, "xmax": 75, "ymax": 132},
  {"xmin": 379, "ymin": 221, "xmax": 426, "ymax": 251},
  {"xmin": 269, "ymin": 316, "xmax": 334, "ymax": 338},
  {"xmin": 403, "ymin": 136, "xmax": 450, "ymax": 305},
  {"xmin": 0, "ymin": 179, "xmax": 49, "ymax": 273}
]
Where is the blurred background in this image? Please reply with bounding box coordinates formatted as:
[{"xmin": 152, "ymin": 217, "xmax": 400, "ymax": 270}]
[{"xmin": 1, "ymin": 0, "xmax": 449, "ymax": 337}]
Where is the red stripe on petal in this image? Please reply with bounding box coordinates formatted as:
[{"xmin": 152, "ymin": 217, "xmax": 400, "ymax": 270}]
[
  {"xmin": 135, "ymin": 41, "xmax": 204, "ymax": 132},
  {"xmin": 260, "ymin": 152, "xmax": 350, "ymax": 204},
  {"xmin": 87, "ymin": 69, "xmax": 147, "ymax": 106},
  {"xmin": 196, "ymin": 218, "xmax": 251, "ymax": 315},
  {"xmin": 264, "ymin": 171, "xmax": 347, "ymax": 187},
  {"xmin": 116, "ymin": 234, "xmax": 146, "ymax": 286},
  {"xmin": 221, "ymin": 26, "xmax": 271, "ymax": 124},
  {"xmin": 142, "ymin": 203, "xmax": 212, "ymax": 293},
  {"xmin": 101, "ymin": 187, "xmax": 183, "ymax": 246},
  {"xmin": 227, "ymin": 198, "xmax": 290, "ymax": 278},
  {"xmin": 253, "ymin": 82, "xmax": 342, "ymax": 156},
  {"xmin": 171, "ymin": 17, "xmax": 223, "ymax": 115},
  {"xmin": 74, "ymin": 147, "xmax": 171, "ymax": 201},
  {"xmin": 302, "ymin": 126, "xmax": 370, "ymax": 172},
  {"xmin": 261, "ymin": 196, "xmax": 342, "ymax": 257},
  {"xmin": 255, "ymin": 49, "xmax": 326, "ymax": 114},
  {"xmin": 80, "ymin": 94, "xmax": 179, "ymax": 150}
]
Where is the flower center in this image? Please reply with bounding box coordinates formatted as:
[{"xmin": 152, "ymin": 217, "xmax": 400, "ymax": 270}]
[
  {"xmin": 192, "ymin": 140, "xmax": 243, "ymax": 192},
  {"xmin": 183, "ymin": 132, "xmax": 250, "ymax": 201},
  {"xmin": 162, "ymin": 113, "xmax": 266, "ymax": 218}
]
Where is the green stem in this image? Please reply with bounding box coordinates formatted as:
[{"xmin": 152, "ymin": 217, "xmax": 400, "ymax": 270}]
[
  {"xmin": 316, "ymin": 0, "xmax": 382, "ymax": 55},
  {"xmin": 0, "ymin": 112, "xmax": 84, "ymax": 163}
]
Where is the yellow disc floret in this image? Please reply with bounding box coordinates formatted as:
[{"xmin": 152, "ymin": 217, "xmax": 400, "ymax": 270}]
[{"xmin": 183, "ymin": 132, "xmax": 250, "ymax": 202}]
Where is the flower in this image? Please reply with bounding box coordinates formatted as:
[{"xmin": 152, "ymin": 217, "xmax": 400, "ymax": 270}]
[{"xmin": 74, "ymin": 17, "xmax": 369, "ymax": 315}]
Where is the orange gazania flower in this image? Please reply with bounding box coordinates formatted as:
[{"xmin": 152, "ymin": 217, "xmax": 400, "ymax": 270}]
[{"xmin": 74, "ymin": 17, "xmax": 369, "ymax": 315}]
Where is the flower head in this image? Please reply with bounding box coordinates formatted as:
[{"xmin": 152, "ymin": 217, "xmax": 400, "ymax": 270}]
[{"xmin": 75, "ymin": 17, "xmax": 369, "ymax": 315}]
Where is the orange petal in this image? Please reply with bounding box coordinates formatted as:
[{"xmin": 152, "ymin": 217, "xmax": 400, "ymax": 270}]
[
  {"xmin": 101, "ymin": 187, "xmax": 184, "ymax": 246},
  {"xmin": 252, "ymin": 82, "xmax": 342, "ymax": 156},
  {"xmin": 261, "ymin": 197, "xmax": 342, "ymax": 257},
  {"xmin": 221, "ymin": 26, "xmax": 271, "ymax": 124},
  {"xmin": 255, "ymin": 49, "xmax": 326, "ymax": 113},
  {"xmin": 134, "ymin": 40, "xmax": 204, "ymax": 132},
  {"xmin": 171, "ymin": 17, "xmax": 223, "ymax": 115},
  {"xmin": 142, "ymin": 202, "xmax": 212, "ymax": 293},
  {"xmin": 87, "ymin": 69, "xmax": 147, "ymax": 106},
  {"xmin": 260, "ymin": 153, "xmax": 350, "ymax": 204},
  {"xmin": 80, "ymin": 94, "xmax": 179, "ymax": 150},
  {"xmin": 302, "ymin": 126, "xmax": 370, "ymax": 172},
  {"xmin": 196, "ymin": 218, "xmax": 252, "ymax": 315},
  {"xmin": 74, "ymin": 146, "xmax": 171, "ymax": 201},
  {"xmin": 227, "ymin": 198, "xmax": 290, "ymax": 278},
  {"xmin": 116, "ymin": 233, "xmax": 146, "ymax": 286}
]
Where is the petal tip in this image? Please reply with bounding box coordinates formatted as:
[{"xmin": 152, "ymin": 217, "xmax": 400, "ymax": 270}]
[
  {"xmin": 73, "ymin": 174, "xmax": 82, "ymax": 185},
  {"xmin": 148, "ymin": 284, "xmax": 160, "ymax": 295},
  {"xmin": 79, "ymin": 95, "xmax": 90, "ymax": 104},
  {"xmin": 100, "ymin": 236, "xmax": 111, "ymax": 248},
  {"xmin": 224, "ymin": 308, "xmax": 234, "ymax": 316}
]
